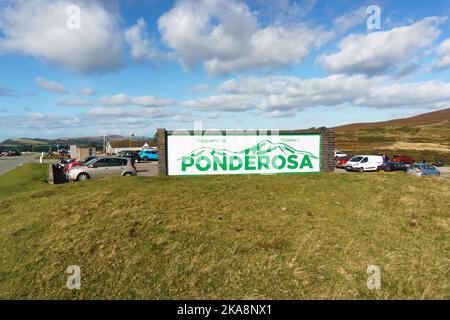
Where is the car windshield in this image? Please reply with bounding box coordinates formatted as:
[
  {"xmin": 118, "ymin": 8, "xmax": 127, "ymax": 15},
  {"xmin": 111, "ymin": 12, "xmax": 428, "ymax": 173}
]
[
  {"xmin": 350, "ymin": 156, "xmax": 363, "ymax": 162},
  {"xmin": 83, "ymin": 158, "xmax": 98, "ymax": 166}
]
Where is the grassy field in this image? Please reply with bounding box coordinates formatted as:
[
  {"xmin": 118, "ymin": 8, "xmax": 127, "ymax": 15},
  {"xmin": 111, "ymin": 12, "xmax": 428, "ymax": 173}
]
[
  {"xmin": 335, "ymin": 120, "xmax": 450, "ymax": 163},
  {"xmin": 0, "ymin": 164, "xmax": 449, "ymax": 299}
]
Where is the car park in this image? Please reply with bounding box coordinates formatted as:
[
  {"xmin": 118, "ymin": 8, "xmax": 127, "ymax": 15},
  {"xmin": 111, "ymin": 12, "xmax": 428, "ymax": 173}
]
[
  {"xmin": 378, "ymin": 162, "xmax": 408, "ymax": 172},
  {"xmin": 117, "ymin": 150, "xmax": 140, "ymax": 163},
  {"xmin": 67, "ymin": 157, "xmax": 136, "ymax": 181},
  {"xmin": 391, "ymin": 155, "xmax": 414, "ymax": 164},
  {"xmin": 139, "ymin": 149, "xmax": 158, "ymax": 161},
  {"xmin": 346, "ymin": 155, "xmax": 384, "ymax": 172},
  {"xmin": 407, "ymin": 163, "xmax": 440, "ymax": 177}
]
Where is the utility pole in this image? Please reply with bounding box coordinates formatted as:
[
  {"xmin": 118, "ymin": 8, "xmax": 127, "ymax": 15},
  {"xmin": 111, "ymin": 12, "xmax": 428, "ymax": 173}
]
[{"xmin": 129, "ymin": 132, "xmax": 135, "ymax": 148}]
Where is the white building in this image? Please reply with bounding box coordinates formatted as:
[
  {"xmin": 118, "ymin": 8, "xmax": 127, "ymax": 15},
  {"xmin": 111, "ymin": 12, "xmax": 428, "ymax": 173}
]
[{"xmin": 106, "ymin": 140, "xmax": 156, "ymax": 155}]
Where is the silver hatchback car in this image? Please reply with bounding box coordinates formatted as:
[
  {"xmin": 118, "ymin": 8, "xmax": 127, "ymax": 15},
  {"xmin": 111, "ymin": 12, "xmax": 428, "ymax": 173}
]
[
  {"xmin": 67, "ymin": 157, "xmax": 137, "ymax": 181},
  {"xmin": 407, "ymin": 163, "xmax": 440, "ymax": 177}
]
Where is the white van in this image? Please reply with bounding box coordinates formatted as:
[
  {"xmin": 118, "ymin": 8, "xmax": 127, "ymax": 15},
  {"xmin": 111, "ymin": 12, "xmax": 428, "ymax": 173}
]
[{"xmin": 345, "ymin": 155, "xmax": 384, "ymax": 172}]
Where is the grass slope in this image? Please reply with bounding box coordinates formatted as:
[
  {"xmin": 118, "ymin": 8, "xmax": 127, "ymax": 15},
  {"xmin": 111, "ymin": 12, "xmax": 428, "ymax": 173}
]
[
  {"xmin": 0, "ymin": 164, "xmax": 449, "ymax": 299},
  {"xmin": 335, "ymin": 120, "xmax": 450, "ymax": 163}
]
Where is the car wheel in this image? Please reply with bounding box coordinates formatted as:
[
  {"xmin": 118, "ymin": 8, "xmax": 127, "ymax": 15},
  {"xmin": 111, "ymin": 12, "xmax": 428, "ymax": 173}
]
[
  {"xmin": 358, "ymin": 167, "xmax": 364, "ymax": 172},
  {"xmin": 76, "ymin": 173, "xmax": 90, "ymax": 181},
  {"xmin": 144, "ymin": 157, "xmax": 149, "ymax": 161},
  {"xmin": 123, "ymin": 172, "xmax": 133, "ymax": 177}
]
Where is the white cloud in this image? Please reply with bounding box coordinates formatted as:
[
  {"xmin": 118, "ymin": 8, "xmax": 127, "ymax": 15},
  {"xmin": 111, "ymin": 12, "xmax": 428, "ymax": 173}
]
[
  {"xmin": 0, "ymin": 107, "xmax": 173, "ymax": 136},
  {"xmin": 182, "ymin": 94, "xmax": 257, "ymax": 111},
  {"xmin": 158, "ymin": 0, "xmax": 331, "ymax": 75},
  {"xmin": 318, "ymin": 17, "xmax": 444, "ymax": 76},
  {"xmin": 0, "ymin": 0, "xmax": 123, "ymax": 73},
  {"xmin": 80, "ymin": 87, "xmax": 96, "ymax": 96},
  {"xmin": 266, "ymin": 110, "xmax": 297, "ymax": 118},
  {"xmin": 188, "ymin": 83, "xmax": 209, "ymax": 94},
  {"xmin": 98, "ymin": 93, "xmax": 131, "ymax": 106},
  {"xmin": 355, "ymin": 80, "xmax": 450, "ymax": 108},
  {"xmin": 56, "ymin": 98, "xmax": 92, "ymax": 106},
  {"xmin": 333, "ymin": 6, "xmax": 367, "ymax": 32},
  {"xmin": 169, "ymin": 114, "xmax": 196, "ymax": 123},
  {"xmin": 125, "ymin": 18, "xmax": 166, "ymax": 63},
  {"xmin": 86, "ymin": 107, "xmax": 173, "ymax": 118},
  {"xmin": 434, "ymin": 38, "xmax": 450, "ymax": 70},
  {"xmin": 132, "ymin": 96, "xmax": 175, "ymax": 107},
  {"xmin": 182, "ymin": 74, "xmax": 450, "ymax": 115},
  {"xmin": 98, "ymin": 94, "xmax": 175, "ymax": 107},
  {"xmin": 35, "ymin": 77, "xmax": 66, "ymax": 94}
]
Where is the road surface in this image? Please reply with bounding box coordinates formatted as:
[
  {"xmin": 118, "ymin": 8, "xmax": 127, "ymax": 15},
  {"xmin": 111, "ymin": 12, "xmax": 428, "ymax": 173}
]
[{"xmin": 0, "ymin": 153, "xmax": 39, "ymax": 175}]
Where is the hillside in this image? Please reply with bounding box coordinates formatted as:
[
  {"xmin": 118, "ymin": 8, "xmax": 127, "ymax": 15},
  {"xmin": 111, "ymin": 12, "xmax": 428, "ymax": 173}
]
[
  {"xmin": 335, "ymin": 108, "xmax": 450, "ymax": 131},
  {"xmin": 1, "ymin": 138, "xmax": 51, "ymax": 145},
  {"xmin": 334, "ymin": 108, "xmax": 450, "ymax": 163},
  {"xmin": 0, "ymin": 135, "xmax": 157, "ymax": 147},
  {"xmin": 1, "ymin": 135, "xmax": 125, "ymax": 146}
]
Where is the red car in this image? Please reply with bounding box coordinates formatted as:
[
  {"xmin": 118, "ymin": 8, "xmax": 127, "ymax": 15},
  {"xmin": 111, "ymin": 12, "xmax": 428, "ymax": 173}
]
[
  {"xmin": 65, "ymin": 156, "xmax": 97, "ymax": 173},
  {"xmin": 335, "ymin": 156, "xmax": 351, "ymax": 168},
  {"xmin": 391, "ymin": 155, "xmax": 414, "ymax": 164}
]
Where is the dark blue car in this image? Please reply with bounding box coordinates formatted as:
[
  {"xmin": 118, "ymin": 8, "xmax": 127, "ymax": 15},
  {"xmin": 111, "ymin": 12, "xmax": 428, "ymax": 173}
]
[{"xmin": 378, "ymin": 162, "xmax": 408, "ymax": 172}]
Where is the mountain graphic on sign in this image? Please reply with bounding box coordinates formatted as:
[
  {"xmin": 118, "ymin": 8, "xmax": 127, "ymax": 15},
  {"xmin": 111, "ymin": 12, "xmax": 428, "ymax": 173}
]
[{"xmin": 181, "ymin": 140, "xmax": 318, "ymax": 159}]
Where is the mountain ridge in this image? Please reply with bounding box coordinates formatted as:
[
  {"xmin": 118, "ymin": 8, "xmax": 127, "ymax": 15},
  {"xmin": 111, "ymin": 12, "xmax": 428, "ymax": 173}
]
[{"xmin": 334, "ymin": 108, "xmax": 450, "ymax": 131}]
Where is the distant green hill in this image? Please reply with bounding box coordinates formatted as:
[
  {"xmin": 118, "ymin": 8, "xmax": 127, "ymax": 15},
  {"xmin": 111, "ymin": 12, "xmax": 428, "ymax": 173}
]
[
  {"xmin": 0, "ymin": 135, "xmax": 153, "ymax": 152},
  {"xmin": 1, "ymin": 138, "xmax": 51, "ymax": 145}
]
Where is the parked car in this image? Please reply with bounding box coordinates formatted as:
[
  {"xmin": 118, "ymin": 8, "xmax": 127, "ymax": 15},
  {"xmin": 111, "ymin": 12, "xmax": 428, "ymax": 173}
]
[
  {"xmin": 432, "ymin": 156, "xmax": 445, "ymax": 167},
  {"xmin": 1, "ymin": 150, "xmax": 18, "ymax": 156},
  {"xmin": 64, "ymin": 156, "xmax": 97, "ymax": 173},
  {"xmin": 58, "ymin": 149, "xmax": 68, "ymax": 157},
  {"xmin": 56, "ymin": 158, "xmax": 72, "ymax": 170},
  {"xmin": 378, "ymin": 162, "xmax": 408, "ymax": 172},
  {"xmin": 67, "ymin": 157, "xmax": 136, "ymax": 181},
  {"xmin": 335, "ymin": 151, "xmax": 347, "ymax": 158},
  {"xmin": 117, "ymin": 150, "xmax": 140, "ymax": 163},
  {"xmin": 335, "ymin": 156, "xmax": 351, "ymax": 168},
  {"xmin": 407, "ymin": 163, "xmax": 440, "ymax": 177},
  {"xmin": 391, "ymin": 155, "xmax": 414, "ymax": 164},
  {"xmin": 139, "ymin": 149, "xmax": 158, "ymax": 161},
  {"xmin": 346, "ymin": 155, "xmax": 384, "ymax": 172}
]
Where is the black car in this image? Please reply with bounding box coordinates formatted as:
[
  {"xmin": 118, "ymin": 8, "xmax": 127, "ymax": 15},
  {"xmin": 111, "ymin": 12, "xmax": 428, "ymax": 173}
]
[
  {"xmin": 378, "ymin": 162, "xmax": 408, "ymax": 172},
  {"xmin": 117, "ymin": 150, "xmax": 140, "ymax": 163}
]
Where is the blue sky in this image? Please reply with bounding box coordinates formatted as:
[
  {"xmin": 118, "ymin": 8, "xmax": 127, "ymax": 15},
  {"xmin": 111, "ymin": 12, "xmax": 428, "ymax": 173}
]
[{"xmin": 1, "ymin": 0, "xmax": 450, "ymax": 140}]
